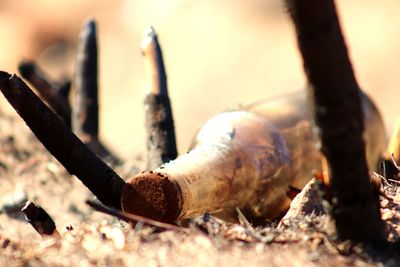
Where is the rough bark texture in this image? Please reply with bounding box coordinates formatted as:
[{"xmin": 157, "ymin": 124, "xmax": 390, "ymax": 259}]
[
  {"xmin": 88, "ymin": 198, "xmax": 182, "ymax": 230},
  {"xmin": 144, "ymin": 94, "xmax": 177, "ymax": 169},
  {"xmin": 0, "ymin": 71, "xmax": 125, "ymax": 210},
  {"xmin": 285, "ymin": 0, "xmax": 384, "ymax": 242}
]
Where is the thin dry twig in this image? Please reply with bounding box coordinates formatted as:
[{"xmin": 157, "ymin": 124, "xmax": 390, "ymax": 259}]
[
  {"xmin": 390, "ymin": 153, "xmax": 400, "ymax": 170},
  {"xmin": 86, "ymin": 200, "xmax": 183, "ymax": 231},
  {"xmin": 236, "ymin": 207, "xmax": 255, "ymax": 232}
]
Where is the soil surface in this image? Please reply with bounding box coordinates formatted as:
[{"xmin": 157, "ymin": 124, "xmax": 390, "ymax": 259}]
[{"xmin": 1, "ymin": 111, "xmax": 400, "ymax": 267}]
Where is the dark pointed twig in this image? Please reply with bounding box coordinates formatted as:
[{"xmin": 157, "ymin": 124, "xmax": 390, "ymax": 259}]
[
  {"xmin": 142, "ymin": 27, "xmax": 177, "ymax": 169},
  {"xmin": 285, "ymin": 0, "xmax": 384, "ymax": 242},
  {"xmin": 86, "ymin": 200, "xmax": 182, "ymax": 231},
  {"xmin": 18, "ymin": 60, "xmax": 71, "ymax": 127},
  {"xmin": 21, "ymin": 201, "xmax": 57, "ymax": 236},
  {"xmin": 73, "ymin": 19, "xmax": 113, "ymax": 158},
  {"xmin": 0, "ymin": 71, "xmax": 125, "ymax": 209},
  {"xmin": 73, "ymin": 19, "xmax": 98, "ymax": 140}
]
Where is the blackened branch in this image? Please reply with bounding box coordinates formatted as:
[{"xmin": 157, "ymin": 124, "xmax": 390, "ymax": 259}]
[
  {"xmin": 285, "ymin": 0, "xmax": 384, "ymax": 242},
  {"xmin": 73, "ymin": 19, "xmax": 114, "ymax": 159},
  {"xmin": 0, "ymin": 71, "xmax": 125, "ymax": 209}
]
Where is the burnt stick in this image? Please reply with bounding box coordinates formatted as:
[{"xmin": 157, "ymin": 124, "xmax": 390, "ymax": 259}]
[
  {"xmin": 0, "ymin": 71, "xmax": 125, "ymax": 209},
  {"xmin": 142, "ymin": 27, "xmax": 177, "ymax": 169},
  {"xmin": 285, "ymin": 0, "xmax": 384, "ymax": 243}
]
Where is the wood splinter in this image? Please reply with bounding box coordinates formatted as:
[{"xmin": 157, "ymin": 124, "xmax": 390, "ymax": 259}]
[
  {"xmin": 142, "ymin": 27, "xmax": 178, "ymax": 170},
  {"xmin": 73, "ymin": 19, "xmax": 114, "ymax": 159},
  {"xmin": 18, "ymin": 60, "xmax": 71, "ymax": 127},
  {"xmin": 278, "ymin": 178, "xmax": 324, "ymax": 229},
  {"xmin": 0, "ymin": 71, "xmax": 125, "ymax": 209}
]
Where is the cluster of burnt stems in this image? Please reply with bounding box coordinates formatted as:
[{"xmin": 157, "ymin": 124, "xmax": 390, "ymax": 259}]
[
  {"xmin": 0, "ymin": 0, "xmax": 390, "ymax": 244},
  {"xmin": 1, "ymin": 19, "xmax": 178, "ymax": 236}
]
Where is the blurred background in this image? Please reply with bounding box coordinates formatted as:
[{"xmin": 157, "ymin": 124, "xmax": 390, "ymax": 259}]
[{"xmin": 0, "ymin": 0, "xmax": 399, "ymax": 158}]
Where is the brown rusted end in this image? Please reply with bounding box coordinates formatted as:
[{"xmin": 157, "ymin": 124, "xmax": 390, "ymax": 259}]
[{"xmin": 121, "ymin": 172, "xmax": 181, "ymax": 223}]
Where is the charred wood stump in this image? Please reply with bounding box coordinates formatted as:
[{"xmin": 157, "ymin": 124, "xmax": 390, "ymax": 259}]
[{"xmin": 285, "ymin": 0, "xmax": 385, "ymax": 243}]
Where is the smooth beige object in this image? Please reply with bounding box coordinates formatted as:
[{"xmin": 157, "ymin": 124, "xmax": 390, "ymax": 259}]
[{"xmin": 121, "ymin": 90, "xmax": 387, "ymax": 223}]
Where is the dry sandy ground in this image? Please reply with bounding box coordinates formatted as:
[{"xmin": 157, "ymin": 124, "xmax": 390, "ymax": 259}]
[{"xmin": 0, "ymin": 110, "xmax": 400, "ymax": 266}]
